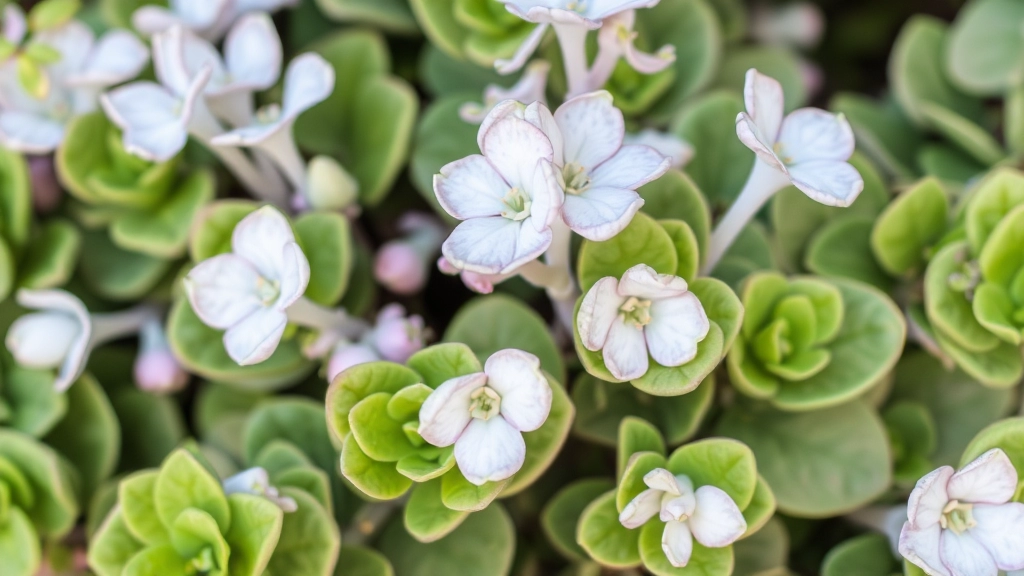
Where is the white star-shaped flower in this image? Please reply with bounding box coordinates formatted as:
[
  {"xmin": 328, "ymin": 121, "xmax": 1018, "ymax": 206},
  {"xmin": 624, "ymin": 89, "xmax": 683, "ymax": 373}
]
[
  {"xmin": 899, "ymin": 448, "xmax": 1024, "ymax": 576},
  {"xmin": 577, "ymin": 264, "xmax": 710, "ymax": 381},
  {"xmin": 183, "ymin": 206, "xmax": 310, "ymax": 366},
  {"xmin": 418, "ymin": 349, "xmax": 553, "ymax": 486},
  {"xmin": 736, "ymin": 68, "xmax": 862, "ymax": 207},
  {"xmin": 433, "ymin": 110, "xmax": 561, "ymax": 275},
  {"xmin": 619, "ymin": 468, "xmax": 747, "ymax": 568}
]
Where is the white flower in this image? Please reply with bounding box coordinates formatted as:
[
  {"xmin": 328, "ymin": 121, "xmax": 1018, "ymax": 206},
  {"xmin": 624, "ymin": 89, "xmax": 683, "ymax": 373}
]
[
  {"xmin": 736, "ymin": 68, "xmax": 862, "ymax": 207},
  {"xmin": 619, "ymin": 468, "xmax": 747, "ymax": 568},
  {"xmin": 183, "ymin": 206, "xmax": 310, "ymax": 366},
  {"xmin": 585, "ymin": 9, "xmax": 674, "ymax": 88},
  {"xmin": 418, "ymin": 349, "xmax": 552, "ymax": 486},
  {"xmin": 433, "ymin": 109, "xmax": 561, "ymax": 275},
  {"xmin": 502, "ymin": 0, "xmax": 660, "ymax": 27},
  {"xmin": 461, "ymin": 60, "xmax": 550, "ymax": 124},
  {"xmin": 133, "ymin": 0, "xmax": 297, "ymax": 41},
  {"xmin": 751, "ymin": 2, "xmax": 825, "ymax": 49},
  {"xmin": 899, "ymin": 449, "xmax": 1024, "ymax": 576},
  {"xmin": 0, "ymin": 21, "xmax": 148, "ymax": 153},
  {"xmin": 222, "ymin": 467, "xmax": 297, "ymax": 512},
  {"xmin": 489, "ymin": 91, "xmax": 669, "ymax": 240},
  {"xmin": 624, "ymin": 129, "xmax": 693, "ymax": 169},
  {"xmin": 577, "ymin": 264, "xmax": 709, "ymax": 381}
]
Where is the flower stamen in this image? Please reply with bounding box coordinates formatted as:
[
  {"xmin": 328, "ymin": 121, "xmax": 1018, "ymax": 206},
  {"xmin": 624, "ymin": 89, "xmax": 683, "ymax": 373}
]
[
  {"xmin": 469, "ymin": 386, "xmax": 502, "ymax": 420},
  {"xmin": 500, "ymin": 187, "xmax": 532, "ymax": 221},
  {"xmin": 619, "ymin": 296, "xmax": 652, "ymax": 329},
  {"xmin": 561, "ymin": 162, "xmax": 591, "ymax": 195},
  {"xmin": 939, "ymin": 500, "xmax": 977, "ymax": 534}
]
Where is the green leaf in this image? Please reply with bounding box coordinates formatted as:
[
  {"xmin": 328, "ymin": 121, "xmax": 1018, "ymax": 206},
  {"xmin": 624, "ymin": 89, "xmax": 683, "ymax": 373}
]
[
  {"xmin": 541, "ymin": 478, "xmax": 615, "ymax": 562},
  {"xmin": 109, "ymin": 170, "xmax": 215, "ymax": 259},
  {"xmin": 404, "ymin": 478, "xmax": 469, "ymax": 543},
  {"xmin": 1, "ymin": 365, "xmax": 66, "ymax": 438},
  {"xmin": 712, "ymin": 222, "xmax": 777, "ymax": 291},
  {"xmin": 871, "ymin": 178, "xmax": 948, "ymax": 276},
  {"xmin": 419, "ymin": 45, "xmax": 510, "ymax": 98},
  {"xmin": 387, "ymin": 384, "xmax": 434, "ymax": 423},
  {"xmin": 349, "ymin": 393, "xmax": 416, "ymax": 462},
  {"xmin": 28, "ymin": 0, "xmax": 80, "ymax": 30},
  {"xmin": 617, "ymin": 451, "xmax": 668, "ymax": 512},
  {"xmin": 965, "ymin": 169, "xmax": 1024, "ymax": 254},
  {"xmin": 0, "ymin": 127, "xmax": 31, "ymax": 253},
  {"xmin": 17, "ymin": 219, "xmax": 80, "ymax": 290},
  {"xmin": 821, "ymin": 533, "xmax": 899, "ymax": 576},
  {"xmin": 188, "ymin": 200, "xmax": 257, "ymax": 262},
  {"xmin": 326, "ymin": 362, "xmax": 422, "ymax": 442},
  {"xmin": 0, "ymin": 430, "xmax": 78, "ymax": 536},
  {"xmin": 334, "ymin": 546, "xmax": 394, "ymax": 576},
  {"xmin": 979, "ymin": 204, "xmax": 1024, "ymax": 287},
  {"xmin": 714, "ymin": 45, "xmax": 807, "ymax": 111},
  {"xmin": 340, "ymin": 434, "xmax": 412, "ymax": 501},
  {"xmin": 631, "ymin": 323, "xmax": 725, "ymax": 397},
  {"xmin": 667, "ymin": 438, "xmax": 758, "ymax": 510},
  {"xmin": 0, "ymin": 507, "xmax": 40, "ymax": 576},
  {"xmin": 443, "ymin": 294, "xmax": 565, "ymax": 382},
  {"xmin": 716, "ymin": 401, "xmax": 892, "ymax": 518},
  {"xmin": 169, "ymin": 508, "xmax": 229, "ymax": 569},
  {"xmin": 106, "ymin": 384, "xmax": 187, "ymax": 472},
  {"xmin": 831, "ymin": 92, "xmax": 921, "ymax": 181},
  {"xmin": 379, "ymin": 503, "xmax": 515, "ymax": 576},
  {"xmin": 118, "ymin": 471, "xmax": 168, "ymax": 545},
  {"xmin": 806, "ymin": 216, "xmax": 893, "ymax": 291},
  {"xmin": 314, "ymin": 0, "xmax": 417, "ymax": 33},
  {"xmin": 740, "ymin": 475, "xmax": 776, "ymax": 537},
  {"xmin": 195, "ymin": 383, "xmax": 265, "ymax": 462},
  {"xmin": 639, "ymin": 519, "xmax": 734, "ymax": 576},
  {"xmin": 123, "ymin": 544, "xmax": 189, "ymax": 576},
  {"xmin": 659, "ymin": 219, "xmax": 700, "ymax": 282},
  {"xmin": 917, "ymin": 101, "xmax": 1004, "ymax": 166},
  {"xmin": 440, "ymin": 467, "xmax": 507, "ymax": 512},
  {"xmin": 294, "ymin": 211, "xmax": 352, "ymax": 306},
  {"xmin": 960, "ymin": 418, "xmax": 1024, "ymax": 481},
  {"xmin": 406, "ymin": 343, "xmax": 483, "ymax": 389},
  {"xmin": 44, "ymin": 374, "xmax": 119, "ymax": 501},
  {"xmin": 502, "ymin": 373, "xmax": 573, "ymax": 497},
  {"xmin": 945, "ymin": 0, "xmax": 1024, "ymax": 95},
  {"xmin": 266, "ymin": 488, "xmax": 340, "ymax": 576},
  {"xmin": 672, "ymin": 91, "xmax": 752, "ymax": 209},
  {"xmin": 733, "ymin": 517, "xmax": 788, "ymax": 576},
  {"xmin": 639, "ymin": 170, "xmax": 712, "ymax": 265},
  {"xmin": 79, "ymin": 231, "xmax": 171, "ymax": 301},
  {"xmin": 409, "ymin": 95, "xmax": 480, "ymax": 217},
  {"xmin": 153, "ymin": 450, "xmax": 230, "ymax": 534},
  {"xmin": 578, "ymin": 211, "xmax": 678, "ymax": 293},
  {"xmin": 617, "ymin": 417, "xmax": 666, "ymax": 480},
  {"xmin": 223, "ymin": 493, "xmax": 284, "ymax": 576},
  {"xmin": 167, "ymin": 299, "xmax": 315, "ymax": 391},
  {"xmin": 917, "ymin": 144, "xmax": 985, "ymax": 183},
  {"xmin": 932, "ymin": 326, "xmax": 1024, "ymax": 388},
  {"xmin": 924, "ymin": 241, "xmax": 1000, "ymax": 352},
  {"xmin": 577, "ymin": 490, "xmax": 642, "ymax": 569},
  {"xmin": 88, "ymin": 508, "xmax": 144, "ymax": 576}
]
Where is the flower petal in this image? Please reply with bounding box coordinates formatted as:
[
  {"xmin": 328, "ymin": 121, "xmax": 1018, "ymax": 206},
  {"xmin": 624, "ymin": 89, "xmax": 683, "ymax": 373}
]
[
  {"xmin": 619, "ymin": 488, "xmax": 662, "ymax": 528},
  {"xmin": 441, "ymin": 217, "xmax": 551, "ymax": 275},
  {"xmin": 906, "ymin": 465, "xmax": 954, "ymax": 529},
  {"xmin": 281, "ymin": 52, "xmax": 335, "ymax": 119},
  {"xmin": 231, "ymin": 206, "xmax": 299, "ymax": 281},
  {"xmin": 590, "ymin": 145, "xmax": 671, "ymax": 190},
  {"xmin": 524, "ymin": 101, "xmax": 563, "ymax": 166},
  {"xmin": 617, "ymin": 264, "xmax": 690, "ymax": 300},
  {"xmin": 947, "ymin": 448, "xmax": 1018, "ymax": 505},
  {"xmin": 3, "ymin": 5, "xmax": 26, "ymax": 45},
  {"xmin": 623, "ymin": 39, "xmax": 675, "ymax": 74},
  {"xmin": 0, "ymin": 112, "xmax": 64, "ymax": 154},
  {"xmin": 689, "ymin": 485, "xmax": 747, "ymax": 548},
  {"xmin": 484, "ymin": 349, "xmax": 552, "ymax": 432},
  {"xmin": 434, "ymin": 155, "xmax": 509, "ymax": 220},
  {"xmin": 221, "ymin": 12, "xmax": 281, "ymax": 92},
  {"xmin": 101, "ymin": 82, "xmax": 188, "ymax": 162},
  {"xmin": 495, "ymin": 23, "xmax": 550, "ymax": 75},
  {"xmin": 787, "ymin": 160, "xmax": 864, "ymax": 208},
  {"xmin": 418, "ymin": 373, "xmax": 487, "ymax": 447},
  {"xmin": 587, "ymin": 0, "xmax": 662, "ymax": 20},
  {"xmin": 66, "ymin": 30, "xmax": 149, "ymax": 87},
  {"xmin": 939, "ymin": 530, "xmax": 998, "ymax": 576},
  {"xmin": 577, "ymin": 276, "xmax": 625, "ymax": 352},
  {"xmin": 554, "ymin": 90, "xmax": 624, "ymax": 170},
  {"xmin": 661, "ymin": 520, "xmax": 693, "ymax": 568},
  {"xmin": 644, "ymin": 468, "xmax": 681, "ymax": 495},
  {"xmin": 735, "ymin": 112, "xmax": 785, "ymax": 171},
  {"xmin": 275, "ymin": 241, "xmax": 310, "ymax": 309},
  {"xmin": 645, "ymin": 292, "xmax": 710, "ymax": 367},
  {"xmin": 454, "ymin": 416, "xmax": 526, "ymax": 485},
  {"xmin": 476, "ymin": 99, "xmax": 526, "ymax": 152},
  {"xmin": 624, "ymin": 130, "xmax": 694, "ymax": 169},
  {"xmin": 972, "ymin": 503, "xmax": 1024, "ymax": 570},
  {"xmin": 133, "ymin": 0, "xmax": 228, "ymax": 36},
  {"xmin": 6, "ymin": 313, "xmax": 80, "ymax": 369},
  {"xmin": 502, "ymin": 3, "xmax": 602, "ymax": 27},
  {"xmin": 184, "ymin": 254, "xmax": 263, "ymax": 329},
  {"xmin": 603, "ymin": 320, "xmax": 649, "ymax": 381},
  {"xmin": 481, "ymin": 115, "xmax": 554, "ymax": 189},
  {"xmin": 899, "ymin": 523, "xmax": 950, "ymax": 576},
  {"xmin": 743, "ymin": 68, "xmax": 784, "ymax": 143},
  {"xmin": 777, "ymin": 108, "xmax": 855, "ymax": 164},
  {"xmin": 33, "ymin": 21, "xmax": 94, "ymax": 79},
  {"xmin": 561, "ymin": 186, "xmax": 644, "ymax": 241},
  {"xmin": 222, "ymin": 307, "xmax": 287, "ymax": 366}
]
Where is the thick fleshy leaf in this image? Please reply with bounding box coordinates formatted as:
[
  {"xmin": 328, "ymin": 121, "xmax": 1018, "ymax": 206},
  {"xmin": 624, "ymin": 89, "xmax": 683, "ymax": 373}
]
[
  {"xmin": 404, "ymin": 478, "xmax": 469, "ymax": 543},
  {"xmin": 577, "ymin": 490, "xmax": 643, "ymax": 568},
  {"xmin": 638, "ymin": 519, "xmax": 734, "ymax": 576}
]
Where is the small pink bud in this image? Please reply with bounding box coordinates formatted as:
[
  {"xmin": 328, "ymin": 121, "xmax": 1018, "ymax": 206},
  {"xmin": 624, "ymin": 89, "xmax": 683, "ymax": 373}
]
[
  {"xmin": 28, "ymin": 155, "xmax": 62, "ymax": 214},
  {"xmin": 372, "ymin": 304, "xmax": 427, "ymax": 363},
  {"xmin": 375, "ymin": 241, "xmax": 428, "ymax": 295},
  {"xmin": 134, "ymin": 349, "xmax": 189, "ymax": 394},
  {"xmin": 327, "ymin": 344, "xmax": 380, "ymax": 382}
]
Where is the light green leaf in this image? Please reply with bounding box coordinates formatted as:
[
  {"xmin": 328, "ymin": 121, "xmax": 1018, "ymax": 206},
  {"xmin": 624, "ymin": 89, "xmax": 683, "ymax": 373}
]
[
  {"xmin": 639, "ymin": 170, "xmax": 712, "ymax": 265},
  {"xmin": 223, "ymin": 493, "xmax": 284, "ymax": 576},
  {"xmin": 541, "ymin": 478, "xmax": 615, "ymax": 562},
  {"xmin": 110, "ymin": 170, "xmax": 215, "ymax": 259},
  {"xmin": 871, "ymin": 178, "xmax": 948, "ymax": 277},
  {"xmin": 666, "ymin": 438, "xmax": 758, "ymax": 510},
  {"xmin": 406, "ymin": 343, "xmax": 482, "ymax": 389},
  {"xmin": 404, "ymin": 478, "xmax": 469, "ymax": 543},
  {"xmin": 577, "ymin": 490, "xmax": 642, "ymax": 569},
  {"xmin": 617, "ymin": 417, "xmax": 666, "ymax": 480},
  {"xmin": 822, "ymin": 533, "xmax": 899, "ymax": 576},
  {"xmin": 88, "ymin": 507, "xmax": 144, "ymax": 576},
  {"xmin": 266, "ymin": 488, "xmax": 340, "ymax": 576},
  {"xmin": 440, "ymin": 467, "xmax": 507, "ymax": 512},
  {"xmin": 17, "ymin": 219, "xmax": 80, "ymax": 290},
  {"xmin": 945, "ymin": 0, "xmax": 1024, "ymax": 95},
  {"xmin": 340, "ymin": 434, "xmax": 412, "ymax": 501},
  {"xmin": 672, "ymin": 91, "xmax": 752, "ymax": 209},
  {"xmin": 326, "ymin": 362, "xmax": 422, "ymax": 442},
  {"xmin": 578, "ymin": 211, "xmax": 678, "ymax": 293},
  {"xmin": 153, "ymin": 450, "xmax": 230, "ymax": 534},
  {"xmin": 639, "ymin": 519, "xmax": 734, "ymax": 576}
]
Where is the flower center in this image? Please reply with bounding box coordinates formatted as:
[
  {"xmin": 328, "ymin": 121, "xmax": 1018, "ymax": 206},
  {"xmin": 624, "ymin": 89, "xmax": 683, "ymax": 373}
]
[
  {"xmin": 256, "ymin": 103, "xmax": 282, "ymax": 125},
  {"xmin": 255, "ymin": 276, "xmax": 281, "ymax": 306},
  {"xmin": 500, "ymin": 187, "xmax": 532, "ymax": 221},
  {"xmin": 939, "ymin": 500, "xmax": 977, "ymax": 535},
  {"xmin": 772, "ymin": 142, "xmax": 794, "ymax": 165},
  {"xmin": 561, "ymin": 163, "xmax": 591, "ymax": 195},
  {"xmin": 619, "ymin": 296, "xmax": 652, "ymax": 329},
  {"xmin": 469, "ymin": 386, "xmax": 502, "ymax": 420},
  {"xmin": 564, "ymin": 0, "xmax": 588, "ymax": 13}
]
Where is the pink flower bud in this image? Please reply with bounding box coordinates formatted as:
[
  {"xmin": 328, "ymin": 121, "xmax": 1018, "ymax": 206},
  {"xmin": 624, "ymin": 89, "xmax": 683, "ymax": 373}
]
[
  {"xmin": 134, "ymin": 348, "xmax": 189, "ymax": 394},
  {"xmin": 327, "ymin": 344, "xmax": 380, "ymax": 382},
  {"xmin": 28, "ymin": 155, "xmax": 62, "ymax": 214},
  {"xmin": 375, "ymin": 241, "xmax": 428, "ymax": 295},
  {"xmin": 372, "ymin": 304, "xmax": 426, "ymax": 363}
]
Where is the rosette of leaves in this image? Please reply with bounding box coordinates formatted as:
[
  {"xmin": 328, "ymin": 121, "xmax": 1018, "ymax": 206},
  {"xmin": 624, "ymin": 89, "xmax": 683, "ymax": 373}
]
[
  {"xmin": 167, "ymin": 200, "xmax": 353, "ymax": 391},
  {"xmin": 923, "ymin": 169, "xmax": 1024, "ymax": 387},
  {"xmin": 571, "ymin": 418, "xmax": 775, "ymax": 575},
  {"xmin": 57, "ymin": 112, "xmax": 214, "ymax": 301},
  {"xmin": 325, "ymin": 342, "xmax": 573, "ymax": 543},
  {"xmin": 0, "ymin": 430, "xmax": 79, "ymax": 576},
  {"xmin": 89, "ymin": 447, "xmax": 340, "ymax": 576},
  {"xmin": 573, "ymin": 212, "xmax": 743, "ymax": 396},
  {"xmin": 0, "ymin": 148, "xmax": 79, "ymax": 301},
  {"xmin": 727, "ymin": 272, "xmax": 905, "ymax": 411},
  {"xmin": 294, "ymin": 29, "xmax": 418, "ymax": 207},
  {"xmin": 409, "ymin": 0, "xmax": 538, "ymax": 67}
]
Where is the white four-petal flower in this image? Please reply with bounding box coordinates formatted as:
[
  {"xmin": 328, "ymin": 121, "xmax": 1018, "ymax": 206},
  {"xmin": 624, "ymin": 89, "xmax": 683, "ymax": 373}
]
[
  {"xmin": 578, "ymin": 264, "xmax": 709, "ymax": 381},
  {"xmin": 183, "ymin": 205, "xmax": 310, "ymax": 366},
  {"xmin": 434, "ymin": 110, "xmax": 561, "ymax": 275},
  {"xmin": 619, "ymin": 468, "xmax": 747, "ymax": 568},
  {"xmin": 899, "ymin": 448, "xmax": 1024, "ymax": 576},
  {"xmin": 418, "ymin": 349, "xmax": 553, "ymax": 486},
  {"xmin": 133, "ymin": 0, "xmax": 297, "ymax": 41},
  {"xmin": 501, "ymin": 0, "xmax": 661, "ymax": 27}
]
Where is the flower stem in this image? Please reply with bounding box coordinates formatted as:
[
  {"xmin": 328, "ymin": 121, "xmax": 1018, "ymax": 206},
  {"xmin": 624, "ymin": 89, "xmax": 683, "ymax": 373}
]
[
  {"xmin": 285, "ymin": 297, "xmax": 369, "ymax": 339},
  {"xmin": 256, "ymin": 126, "xmax": 307, "ymax": 193},
  {"xmin": 554, "ymin": 24, "xmax": 591, "ymax": 98},
  {"xmin": 703, "ymin": 160, "xmax": 791, "ymax": 275},
  {"xmin": 342, "ymin": 499, "xmax": 404, "ymax": 546},
  {"xmin": 538, "ymin": 219, "xmax": 579, "ymax": 332},
  {"xmin": 91, "ymin": 305, "xmax": 160, "ymax": 346}
]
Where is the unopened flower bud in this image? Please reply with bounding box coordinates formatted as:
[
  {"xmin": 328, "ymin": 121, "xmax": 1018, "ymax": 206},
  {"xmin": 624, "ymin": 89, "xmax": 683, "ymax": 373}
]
[
  {"xmin": 374, "ymin": 213, "xmax": 446, "ymax": 295},
  {"xmin": 372, "ymin": 303, "xmax": 426, "ymax": 363},
  {"xmin": 6, "ymin": 312, "xmax": 80, "ymax": 368},
  {"xmin": 28, "ymin": 155, "xmax": 62, "ymax": 213},
  {"xmin": 327, "ymin": 343, "xmax": 380, "ymax": 382},
  {"xmin": 133, "ymin": 319, "xmax": 188, "ymax": 394},
  {"xmin": 303, "ymin": 155, "xmax": 359, "ymax": 211},
  {"xmin": 223, "ymin": 467, "xmax": 297, "ymax": 512}
]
